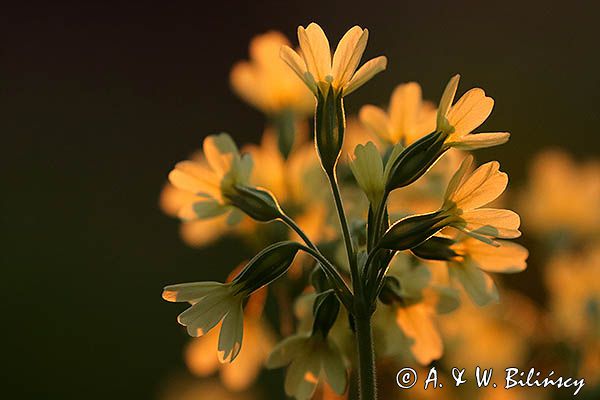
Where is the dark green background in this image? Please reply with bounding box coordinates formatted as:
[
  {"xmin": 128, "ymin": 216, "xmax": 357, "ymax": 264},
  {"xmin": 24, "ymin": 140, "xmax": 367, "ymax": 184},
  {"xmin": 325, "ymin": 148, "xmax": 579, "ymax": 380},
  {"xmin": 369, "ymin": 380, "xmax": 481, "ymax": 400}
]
[{"xmin": 2, "ymin": 1, "xmax": 599, "ymax": 398}]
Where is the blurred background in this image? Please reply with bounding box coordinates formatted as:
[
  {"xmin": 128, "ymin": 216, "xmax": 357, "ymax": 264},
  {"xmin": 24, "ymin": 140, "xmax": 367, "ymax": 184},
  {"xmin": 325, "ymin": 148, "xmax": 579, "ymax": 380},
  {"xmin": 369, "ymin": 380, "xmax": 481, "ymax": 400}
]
[{"xmin": 2, "ymin": 1, "xmax": 599, "ymax": 398}]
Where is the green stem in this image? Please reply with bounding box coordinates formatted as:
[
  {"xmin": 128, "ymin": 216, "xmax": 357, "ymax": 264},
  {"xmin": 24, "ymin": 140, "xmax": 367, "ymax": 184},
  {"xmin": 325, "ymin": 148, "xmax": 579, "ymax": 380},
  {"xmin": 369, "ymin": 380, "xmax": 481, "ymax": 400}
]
[
  {"xmin": 325, "ymin": 172, "xmax": 377, "ymax": 399},
  {"xmin": 296, "ymin": 244, "xmax": 353, "ymax": 310},
  {"xmin": 355, "ymin": 311, "xmax": 377, "ymax": 400},
  {"xmin": 326, "ymin": 172, "xmax": 360, "ymax": 294},
  {"xmin": 280, "ymin": 213, "xmax": 353, "ymax": 309}
]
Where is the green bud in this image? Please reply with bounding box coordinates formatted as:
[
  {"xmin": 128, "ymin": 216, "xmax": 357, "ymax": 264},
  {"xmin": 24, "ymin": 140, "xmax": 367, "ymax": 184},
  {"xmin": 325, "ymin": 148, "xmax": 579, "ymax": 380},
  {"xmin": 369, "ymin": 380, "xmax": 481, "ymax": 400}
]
[
  {"xmin": 385, "ymin": 131, "xmax": 447, "ymax": 191},
  {"xmin": 411, "ymin": 236, "xmax": 459, "ymax": 261},
  {"xmin": 233, "ymin": 241, "xmax": 301, "ymax": 293},
  {"xmin": 226, "ymin": 185, "xmax": 283, "ymax": 222},
  {"xmin": 311, "ymin": 290, "xmax": 340, "ymax": 337},
  {"xmin": 378, "ymin": 211, "xmax": 449, "ymax": 251},
  {"xmin": 315, "ymin": 86, "xmax": 345, "ymax": 173}
]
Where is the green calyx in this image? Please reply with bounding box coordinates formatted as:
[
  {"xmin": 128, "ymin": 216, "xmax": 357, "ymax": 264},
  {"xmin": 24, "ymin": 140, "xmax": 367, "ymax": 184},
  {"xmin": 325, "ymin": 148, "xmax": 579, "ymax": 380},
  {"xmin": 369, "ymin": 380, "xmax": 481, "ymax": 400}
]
[
  {"xmin": 233, "ymin": 241, "xmax": 302, "ymax": 294},
  {"xmin": 377, "ymin": 211, "xmax": 450, "ymax": 251},
  {"xmin": 411, "ymin": 235, "xmax": 459, "ymax": 261},
  {"xmin": 227, "ymin": 184, "xmax": 284, "ymax": 222},
  {"xmin": 385, "ymin": 130, "xmax": 448, "ymax": 192},
  {"xmin": 315, "ymin": 85, "xmax": 345, "ymax": 174},
  {"xmin": 311, "ymin": 290, "xmax": 341, "ymax": 337}
]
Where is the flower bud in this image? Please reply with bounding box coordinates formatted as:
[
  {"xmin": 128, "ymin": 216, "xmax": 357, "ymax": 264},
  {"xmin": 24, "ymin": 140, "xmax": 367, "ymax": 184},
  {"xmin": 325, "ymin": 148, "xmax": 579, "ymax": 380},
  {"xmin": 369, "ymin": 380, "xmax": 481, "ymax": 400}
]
[
  {"xmin": 411, "ymin": 236, "xmax": 459, "ymax": 261},
  {"xmin": 226, "ymin": 185, "xmax": 284, "ymax": 222},
  {"xmin": 233, "ymin": 241, "xmax": 301, "ymax": 293},
  {"xmin": 385, "ymin": 130, "xmax": 447, "ymax": 191},
  {"xmin": 312, "ymin": 290, "xmax": 340, "ymax": 336},
  {"xmin": 315, "ymin": 86, "xmax": 345, "ymax": 173},
  {"xmin": 378, "ymin": 212, "xmax": 449, "ymax": 251}
]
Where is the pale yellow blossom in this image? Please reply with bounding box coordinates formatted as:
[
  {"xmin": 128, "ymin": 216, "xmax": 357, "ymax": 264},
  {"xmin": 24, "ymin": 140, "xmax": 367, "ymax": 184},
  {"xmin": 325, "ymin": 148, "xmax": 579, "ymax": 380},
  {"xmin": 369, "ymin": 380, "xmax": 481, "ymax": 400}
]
[
  {"xmin": 360, "ymin": 82, "xmax": 436, "ymax": 145},
  {"xmin": 281, "ymin": 23, "xmax": 387, "ymax": 96},
  {"xmin": 231, "ymin": 31, "xmax": 314, "ymax": 115}
]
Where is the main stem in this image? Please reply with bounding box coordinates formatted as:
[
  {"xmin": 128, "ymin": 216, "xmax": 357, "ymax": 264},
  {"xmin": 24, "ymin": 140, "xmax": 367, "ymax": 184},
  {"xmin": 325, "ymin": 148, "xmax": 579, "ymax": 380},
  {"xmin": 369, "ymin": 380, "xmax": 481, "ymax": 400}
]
[
  {"xmin": 326, "ymin": 170, "xmax": 377, "ymax": 400},
  {"xmin": 355, "ymin": 311, "xmax": 377, "ymax": 400}
]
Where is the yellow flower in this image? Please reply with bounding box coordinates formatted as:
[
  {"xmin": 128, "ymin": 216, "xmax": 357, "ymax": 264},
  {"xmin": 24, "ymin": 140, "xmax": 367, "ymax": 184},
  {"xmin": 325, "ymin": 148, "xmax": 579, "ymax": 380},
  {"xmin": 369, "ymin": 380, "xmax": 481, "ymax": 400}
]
[
  {"xmin": 360, "ymin": 82, "xmax": 437, "ymax": 145},
  {"xmin": 159, "ymin": 182, "xmax": 234, "ymax": 247},
  {"xmin": 348, "ymin": 141, "xmax": 385, "ymax": 206},
  {"xmin": 375, "ymin": 253, "xmax": 449, "ymax": 365},
  {"xmin": 437, "ymin": 75, "xmax": 510, "ymax": 150},
  {"xmin": 448, "ymin": 235, "xmax": 528, "ymax": 305},
  {"xmin": 281, "ymin": 23, "xmax": 387, "ymax": 96},
  {"xmin": 545, "ymin": 245, "xmax": 600, "ymax": 343},
  {"xmin": 163, "ymin": 281, "xmax": 246, "ymax": 362},
  {"xmin": 440, "ymin": 155, "xmax": 521, "ymax": 244},
  {"xmin": 231, "ymin": 31, "xmax": 314, "ymax": 116},
  {"xmin": 168, "ymin": 133, "xmax": 252, "ymax": 224},
  {"xmin": 518, "ymin": 149, "xmax": 600, "ymax": 236},
  {"xmin": 267, "ymin": 332, "xmax": 347, "ymax": 400}
]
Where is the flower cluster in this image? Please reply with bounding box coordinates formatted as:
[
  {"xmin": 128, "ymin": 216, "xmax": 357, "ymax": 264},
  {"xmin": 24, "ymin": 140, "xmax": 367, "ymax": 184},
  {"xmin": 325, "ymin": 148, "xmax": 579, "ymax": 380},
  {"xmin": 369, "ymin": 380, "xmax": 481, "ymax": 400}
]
[{"xmin": 159, "ymin": 22, "xmax": 531, "ymax": 400}]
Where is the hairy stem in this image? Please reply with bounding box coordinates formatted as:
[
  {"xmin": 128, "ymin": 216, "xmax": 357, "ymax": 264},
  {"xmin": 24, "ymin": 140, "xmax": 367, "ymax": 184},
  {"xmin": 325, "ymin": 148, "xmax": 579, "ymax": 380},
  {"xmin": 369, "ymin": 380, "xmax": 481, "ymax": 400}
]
[{"xmin": 355, "ymin": 310, "xmax": 377, "ymax": 400}]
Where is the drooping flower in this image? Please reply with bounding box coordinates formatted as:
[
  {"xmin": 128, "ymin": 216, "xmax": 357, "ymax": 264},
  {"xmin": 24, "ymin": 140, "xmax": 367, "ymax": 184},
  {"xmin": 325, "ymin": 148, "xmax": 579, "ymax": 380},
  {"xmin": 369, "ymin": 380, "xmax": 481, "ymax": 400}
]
[
  {"xmin": 163, "ymin": 281, "xmax": 246, "ymax": 362},
  {"xmin": 280, "ymin": 23, "xmax": 387, "ymax": 97},
  {"xmin": 185, "ymin": 296, "xmax": 275, "ymax": 390},
  {"xmin": 436, "ymin": 75, "xmax": 510, "ymax": 150},
  {"xmin": 163, "ymin": 242, "xmax": 301, "ymax": 362},
  {"xmin": 230, "ymin": 31, "xmax": 314, "ymax": 116},
  {"xmin": 168, "ymin": 133, "xmax": 252, "ymax": 225},
  {"xmin": 360, "ymin": 82, "xmax": 436, "ymax": 146}
]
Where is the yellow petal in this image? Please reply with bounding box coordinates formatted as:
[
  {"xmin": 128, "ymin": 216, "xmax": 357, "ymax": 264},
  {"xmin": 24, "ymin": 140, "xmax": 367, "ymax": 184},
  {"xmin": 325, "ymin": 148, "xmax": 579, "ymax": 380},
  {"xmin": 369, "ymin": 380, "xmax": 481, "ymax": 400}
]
[
  {"xmin": 280, "ymin": 45, "xmax": 317, "ymax": 94},
  {"xmin": 447, "ymin": 88, "xmax": 494, "ymax": 137},
  {"xmin": 218, "ymin": 301, "xmax": 244, "ymax": 362},
  {"xmin": 168, "ymin": 161, "xmax": 221, "ymax": 197},
  {"xmin": 437, "ymin": 74, "xmax": 460, "ymax": 132},
  {"xmin": 449, "ymin": 260, "xmax": 499, "ymax": 306},
  {"xmin": 466, "ymin": 239, "xmax": 528, "ymax": 273},
  {"xmin": 203, "ymin": 133, "xmax": 237, "ymax": 175},
  {"xmin": 359, "ymin": 104, "xmax": 391, "ymax": 141},
  {"xmin": 389, "ymin": 82, "xmax": 422, "ymax": 143},
  {"xmin": 298, "ymin": 23, "xmax": 331, "ymax": 82},
  {"xmin": 460, "ymin": 208, "xmax": 522, "ymax": 239},
  {"xmin": 448, "ymin": 161, "xmax": 507, "ymax": 211},
  {"xmin": 331, "ymin": 26, "xmax": 368, "ymax": 88},
  {"xmin": 343, "ymin": 56, "xmax": 387, "ymax": 96},
  {"xmin": 396, "ymin": 303, "xmax": 443, "ymax": 365},
  {"xmin": 448, "ymin": 132, "xmax": 510, "ymax": 150},
  {"xmin": 443, "ymin": 155, "xmax": 474, "ymax": 203}
]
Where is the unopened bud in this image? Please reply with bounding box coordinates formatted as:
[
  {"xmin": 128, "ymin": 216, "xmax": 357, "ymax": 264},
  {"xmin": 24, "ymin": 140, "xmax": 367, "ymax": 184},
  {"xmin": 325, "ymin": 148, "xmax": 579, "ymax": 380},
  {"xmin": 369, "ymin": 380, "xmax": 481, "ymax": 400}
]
[
  {"xmin": 227, "ymin": 185, "xmax": 283, "ymax": 222},
  {"xmin": 233, "ymin": 241, "xmax": 301, "ymax": 293}
]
